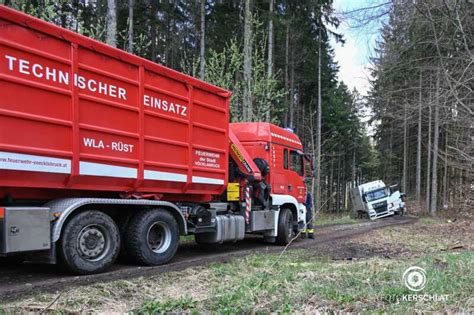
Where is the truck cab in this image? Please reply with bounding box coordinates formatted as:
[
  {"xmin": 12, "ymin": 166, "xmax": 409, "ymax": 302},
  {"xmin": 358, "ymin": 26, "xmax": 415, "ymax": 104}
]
[
  {"xmin": 350, "ymin": 180, "xmax": 396, "ymax": 220},
  {"xmin": 231, "ymin": 122, "xmax": 307, "ymax": 202},
  {"xmin": 226, "ymin": 122, "xmax": 309, "ymax": 241}
]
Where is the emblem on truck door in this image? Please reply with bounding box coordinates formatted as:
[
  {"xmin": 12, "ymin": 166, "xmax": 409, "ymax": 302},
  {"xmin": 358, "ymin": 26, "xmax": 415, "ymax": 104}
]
[{"xmin": 9, "ymin": 226, "xmax": 19, "ymax": 235}]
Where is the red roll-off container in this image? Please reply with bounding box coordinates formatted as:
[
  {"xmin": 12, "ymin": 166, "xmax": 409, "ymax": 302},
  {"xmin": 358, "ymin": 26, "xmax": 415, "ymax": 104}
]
[{"xmin": 0, "ymin": 6, "xmax": 231, "ymax": 202}]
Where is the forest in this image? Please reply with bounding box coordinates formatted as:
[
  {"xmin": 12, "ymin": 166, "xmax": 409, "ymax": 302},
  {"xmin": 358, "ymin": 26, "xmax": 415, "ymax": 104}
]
[{"xmin": 1, "ymin": 0, "xmax": 472, "ymax": 215}]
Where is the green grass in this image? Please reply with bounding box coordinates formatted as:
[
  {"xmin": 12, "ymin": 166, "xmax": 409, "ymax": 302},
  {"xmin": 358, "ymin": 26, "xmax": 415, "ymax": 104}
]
[
  {"xmin": 418, "ymin": 216, "xmax": 441, "ymax": 225},
  {"xmin": 314, "ymin": 212, "xmax": 359, "ymax": 226},
  {"xmin": 179, "ymin": 234, "xmax": 194, "ymax": 242},
  {"xmin": 132, "ymin": 250, "xmax": 473, "ymax": 313},
  {"xmin": 137, "ymin": 297, "xmax": 197, "ymax": 313}
]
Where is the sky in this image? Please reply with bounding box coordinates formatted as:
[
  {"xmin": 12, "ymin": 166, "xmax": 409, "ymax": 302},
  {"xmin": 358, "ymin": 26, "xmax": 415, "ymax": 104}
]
[{"xmin": 329, "ymin": 0, "xmax": 387, "ymax": 97}]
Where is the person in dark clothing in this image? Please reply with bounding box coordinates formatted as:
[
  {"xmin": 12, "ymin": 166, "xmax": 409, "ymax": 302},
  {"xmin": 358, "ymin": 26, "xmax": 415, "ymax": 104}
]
[{"xmin": 302, "ymin": 192, "xmax": 315, "ymax": 239}]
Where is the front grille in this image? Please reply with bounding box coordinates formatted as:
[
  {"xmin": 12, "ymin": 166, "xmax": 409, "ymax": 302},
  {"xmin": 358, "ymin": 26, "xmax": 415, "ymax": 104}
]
[
  {"xmin": 374, "ymin": 206, "xmax": 387, "ymax": 213},
  {"xmin": 373, "ymin": 200, "xmax": 388, "ymax": 213}
]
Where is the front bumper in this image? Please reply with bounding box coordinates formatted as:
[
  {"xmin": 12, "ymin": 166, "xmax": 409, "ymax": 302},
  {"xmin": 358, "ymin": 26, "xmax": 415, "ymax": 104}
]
[{"xmin": 368, "ymin": 209, "xmax": 394, "ymax": 220}]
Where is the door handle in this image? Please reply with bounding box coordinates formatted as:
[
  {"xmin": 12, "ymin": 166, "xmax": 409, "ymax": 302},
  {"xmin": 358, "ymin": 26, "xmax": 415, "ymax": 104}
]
[{"xmin": 288, "ymin": 185, "xmax": 292, "ymax": 191}]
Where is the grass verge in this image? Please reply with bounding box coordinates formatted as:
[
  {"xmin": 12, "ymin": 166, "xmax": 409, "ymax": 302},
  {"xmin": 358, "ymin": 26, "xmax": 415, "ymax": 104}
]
[
  {"xmin": 132, "ymin": 251, "xmax": 473, "ymax": 314},
  {"xmin": 314, "ymin": 211, "xmax": 359, "ymax": 226}
]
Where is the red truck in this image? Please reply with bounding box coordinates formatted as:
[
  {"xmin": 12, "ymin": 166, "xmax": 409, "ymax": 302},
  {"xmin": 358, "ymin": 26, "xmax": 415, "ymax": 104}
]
[{"xmin": 0, "ymin": 6, "xmax": 311, "ymax": 274}]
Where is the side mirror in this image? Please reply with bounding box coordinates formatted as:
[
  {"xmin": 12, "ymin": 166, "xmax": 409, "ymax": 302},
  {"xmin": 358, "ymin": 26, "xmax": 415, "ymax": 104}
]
[{"xmin": 362, "ymin": 195, "xmax": 367, "ymax": 202}]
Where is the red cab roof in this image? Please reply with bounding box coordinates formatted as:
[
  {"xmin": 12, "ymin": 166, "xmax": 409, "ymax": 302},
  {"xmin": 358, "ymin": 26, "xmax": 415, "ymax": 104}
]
[{"xmin": 230, "ymin": 122, "xmax": 303, "ymax": 149}]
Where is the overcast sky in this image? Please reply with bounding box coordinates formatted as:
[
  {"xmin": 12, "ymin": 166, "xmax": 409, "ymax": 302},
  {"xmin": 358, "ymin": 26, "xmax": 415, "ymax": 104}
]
[{"xmin": 330, "ymin": 0, "xmax": 387, "ymax": 96}]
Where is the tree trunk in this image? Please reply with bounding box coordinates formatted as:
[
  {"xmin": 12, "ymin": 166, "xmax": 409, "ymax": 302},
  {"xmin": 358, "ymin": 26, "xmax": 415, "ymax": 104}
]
[
  {"xmin": 426, "ymin": 77, "xmax": 432, "ymax": 212},
  {"xmin": 416, "ymin": 71, "xmax": 422, "ymax": 204},
  {"xmin": 329, "ymin": 155, "xmax": 334, "ymax": 212},
  {"xmin": 265, "ymin": 0, "xmax": 274, "ymax": 122},
  {"xmin": 402, "ymin": 84, "xmax": 408, "ymax": 193},
  {"xmin": 150, "ymin": 1, "xmax": 158, "ymax": 61},
  {"xmin": 106, "ymin": 0, "xmax": 117, "ymax": 47},
  {"xmin": 351, "ymin": 149, "xmax": 356, "ymax": 188},
  {"xmin": 301, "ymin": 91, "xmax": 305, "ymax": 137},
  {"xmin": 74, "ymin": 0, "xmax": 80, "ymax": 33},
  {"xmin": 127, "ymin": 0, "xmax": 134, "ymax": 53},
  {"xmin": 388, "ymin": 121, "xmax": 392, "ymax": 182},
  {"xmin": 309, "ymin": 106, "xmax": 316, "ymax": 211},
  {"xmin": 314, "ymin": 26, "xmax": 322, "ymax": 213},
  {"xmin": 165, "ymin": 6, "xmax": 171, "ymax": 66},
  {"xmin": 336, "ymin": 154, "xmax": 341, "ymax": 211},
  {"xmin": 430, "ymin": 69, "xmax": 440, "ymax": 215},
  {"xmin": 284, "ymin": 24, "xmax": 289, "ymax": 125},
  {"xmin": 97, "ymin": 0, "xmax": 104, "ymax": 41},
  {"xmin": 289, "ymin": 44, "xmax": 295, "ymax": 128},
  {"xmin": 342, "ymin": 158, "xmax": 345, "ymax": 210},
  {"xmin": 199, "ymin": 0, "xmax": 206, "ymax": 80},
  {"xmin": 442, "ymin": 129, "xmax": 448, "ymax": 210},
  {"xmin": 242, "ymin": 0, "xmax": 252, "ymax": 121}
]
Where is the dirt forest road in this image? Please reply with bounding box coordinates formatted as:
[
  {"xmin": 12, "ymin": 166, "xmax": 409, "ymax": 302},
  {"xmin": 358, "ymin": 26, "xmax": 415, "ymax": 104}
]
[{"xmin": 0, "ymin": 216, "xmax": 416, "ymax": 302}]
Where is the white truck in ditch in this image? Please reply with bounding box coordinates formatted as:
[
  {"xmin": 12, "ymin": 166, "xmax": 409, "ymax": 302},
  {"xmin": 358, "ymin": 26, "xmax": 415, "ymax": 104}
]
[{"xmin": 350, "ymin": 180, "xmax": 406, "ymax": 220}]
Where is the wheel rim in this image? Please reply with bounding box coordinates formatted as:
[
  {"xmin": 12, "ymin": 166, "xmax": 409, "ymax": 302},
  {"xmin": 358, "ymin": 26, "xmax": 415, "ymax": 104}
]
[
  {"xmin": 77, "ymin": 224, "xmax": 110, "ymax": 261},
  {"xmin": 147, "ymin": 222, "xmax": 172, "ymax": 254}
]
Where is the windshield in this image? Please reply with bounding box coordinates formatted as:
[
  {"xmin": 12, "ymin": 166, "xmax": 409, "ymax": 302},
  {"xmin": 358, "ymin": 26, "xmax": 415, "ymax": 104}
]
[{"xmin": 365, "ymin": 188, "xmax": 387, "ymax": 202}]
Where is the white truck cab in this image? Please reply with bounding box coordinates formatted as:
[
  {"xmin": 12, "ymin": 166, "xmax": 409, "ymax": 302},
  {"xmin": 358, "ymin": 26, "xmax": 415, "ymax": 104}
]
[{"xmin": 350, "ymin": 180, "xmax": 406, "ymax": 220}]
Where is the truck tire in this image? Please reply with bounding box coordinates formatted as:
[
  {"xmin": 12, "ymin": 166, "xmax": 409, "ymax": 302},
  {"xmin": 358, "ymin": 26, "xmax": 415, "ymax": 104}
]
[
  {"xmin": 59, "ymin": 210, "xmax": 120, "ymax": 274},
  {"xmin": 124, "ymin": 209, "xmax": 179, "ymax": 266},
  {"xmin": 276, "ymin": 208, "xmax": 293, "ymax": 245}
]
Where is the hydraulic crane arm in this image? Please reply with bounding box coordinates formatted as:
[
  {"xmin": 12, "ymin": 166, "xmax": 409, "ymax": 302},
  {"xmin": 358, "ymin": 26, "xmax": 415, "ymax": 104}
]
[{"xmin": 228, "ymin": 129, "xmax": 262, "ymax": 181}]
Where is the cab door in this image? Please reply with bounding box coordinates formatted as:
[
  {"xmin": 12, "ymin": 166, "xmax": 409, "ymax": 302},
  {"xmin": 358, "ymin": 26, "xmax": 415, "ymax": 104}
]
[
  {"xmin": 269, "ymin": 145, "xmax": 306, "ymax": 203},
  {"xmin": 288, "ymin": 149, "xmax": 306, "ymax": 203},
  {"xmin": 270, "ymin": 144, "xmax": 289, "ymax": 194}
]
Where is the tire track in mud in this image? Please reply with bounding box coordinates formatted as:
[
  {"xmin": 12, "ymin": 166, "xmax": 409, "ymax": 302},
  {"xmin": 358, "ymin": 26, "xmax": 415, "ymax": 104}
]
[{"xmin": 0, "ymin": 216, "xmax": 416, "ymax": 302}]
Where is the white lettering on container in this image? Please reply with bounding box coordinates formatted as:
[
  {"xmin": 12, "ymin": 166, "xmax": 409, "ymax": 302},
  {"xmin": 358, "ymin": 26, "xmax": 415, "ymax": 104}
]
[
  {"xmin": 32, "ymin": 64, "xmax": 43, "ymax": 78},
  {"xmin": 3, "ymin": 54, "xmax": 128, "ymax": 101},
  {"xmin": 143, "ymin": 94, "xmax": 188, "ymax": 117},
  {"xmin": 19, "ymin": 59, "xmax": 30, "ymax": 75},
  {"xmin": 5, "ymin": 55, "xmax": 17, "ymax": 70}
]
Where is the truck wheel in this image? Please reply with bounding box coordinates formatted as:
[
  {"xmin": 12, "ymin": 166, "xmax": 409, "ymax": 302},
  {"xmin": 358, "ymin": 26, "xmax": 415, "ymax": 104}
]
[
  {"xmin": 276, "ymin": 208, "xmax": 293, "ymax": 245},
  {"xmin": 59, "ymin": 210, "xmax": 120, "ymax": 274},
  {"xmin": 125, "ymin": 209, "xmax": 179, "ymax": 266}
]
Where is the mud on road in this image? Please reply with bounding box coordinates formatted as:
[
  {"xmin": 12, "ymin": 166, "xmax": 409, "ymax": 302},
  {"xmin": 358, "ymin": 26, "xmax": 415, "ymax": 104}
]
[{"xmin": 0, "ymin": 216, "xmax": 416, "ymax": 302}]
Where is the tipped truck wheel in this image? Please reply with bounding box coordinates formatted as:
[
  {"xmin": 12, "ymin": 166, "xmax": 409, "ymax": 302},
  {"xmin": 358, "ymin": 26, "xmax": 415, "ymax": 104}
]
[
  {"xmin": 59, "ymin": 210, "xmax": 120, "ymax": 274},
  {"xmin": 276, "ymin": 207, "xmax": 293, "ymax": 245},
  {"xmin": 125, "ymin": 209, "xmax": 179, "ymax": 266}
]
